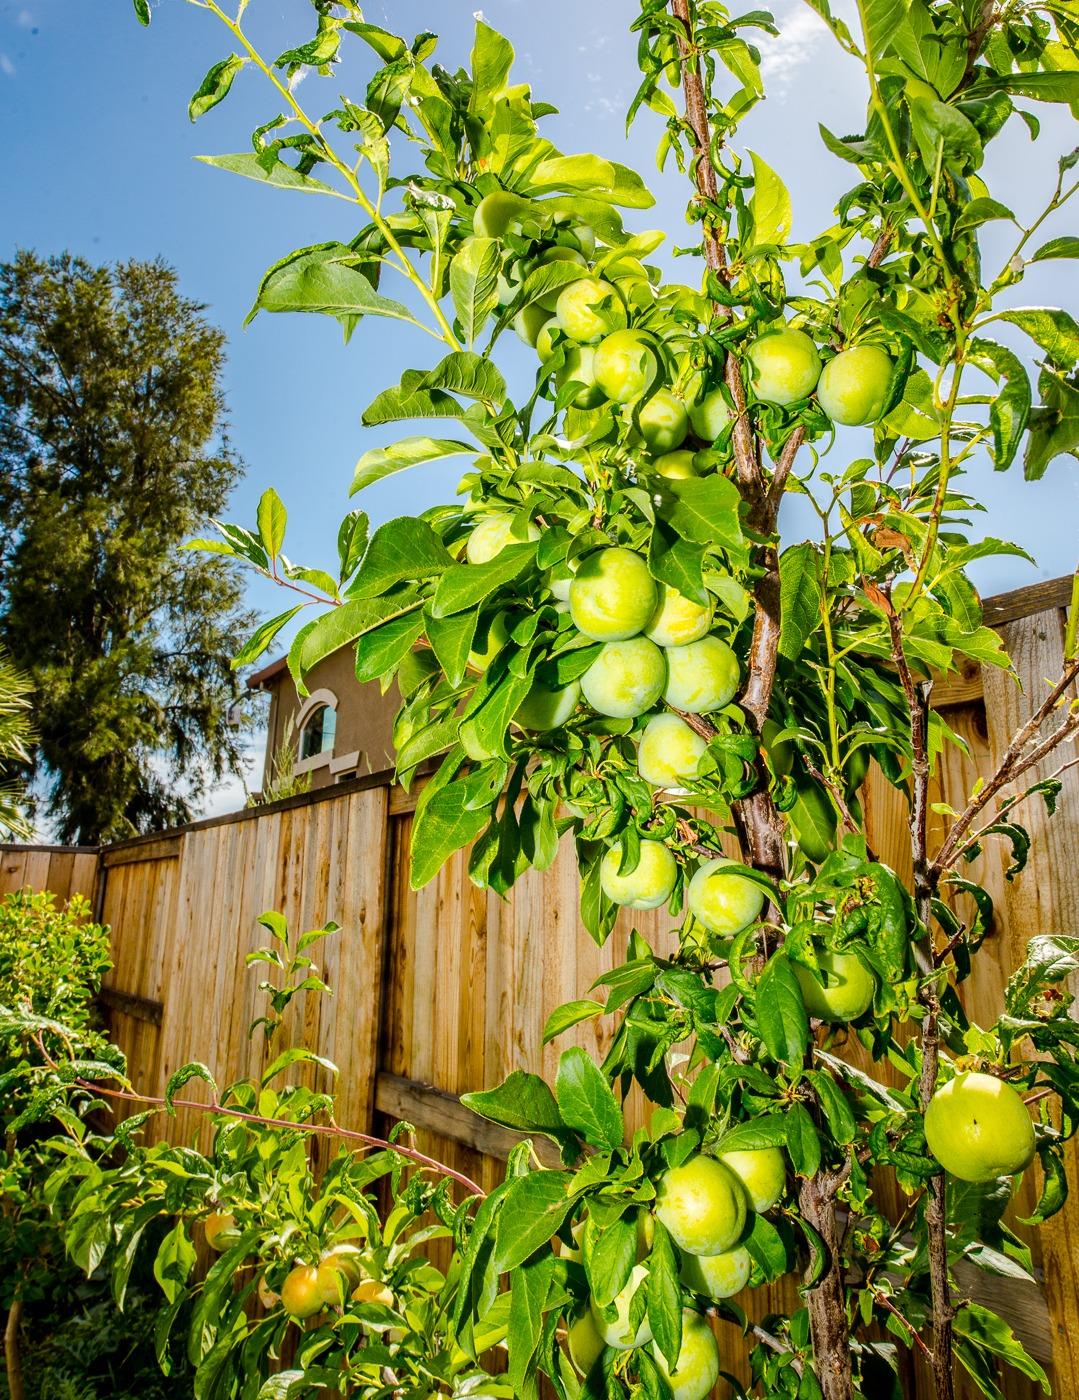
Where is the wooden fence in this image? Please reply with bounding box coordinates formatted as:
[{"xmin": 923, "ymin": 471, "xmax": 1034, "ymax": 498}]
[{"xmin": 2, "ymin": 574, "xmax": 1076, "ymax": 1400}]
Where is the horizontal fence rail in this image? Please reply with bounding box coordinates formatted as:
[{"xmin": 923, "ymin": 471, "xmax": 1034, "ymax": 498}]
[{"xmin": 2, "ymin": 576, "xmax": 1076, "ymax": 1399}]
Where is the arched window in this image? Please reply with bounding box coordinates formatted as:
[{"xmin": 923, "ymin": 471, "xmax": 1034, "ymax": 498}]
[{"xmin": 299, "ymin": 702, "xmax": 336, "ymax": 761}]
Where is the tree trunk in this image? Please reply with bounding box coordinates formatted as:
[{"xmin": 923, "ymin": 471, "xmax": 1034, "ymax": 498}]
[
  {"xmin": 5, "ymin": 1297, "xmax": 24, "ymax": 1400},
  {"xmin": 799, "ymin": 1176, "xmax": 852, "ymax": 1400}
]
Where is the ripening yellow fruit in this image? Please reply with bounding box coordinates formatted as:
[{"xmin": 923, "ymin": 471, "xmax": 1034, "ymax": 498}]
[
  {"xmin": 569, "ymin": 547, "xmax": 658, "ymax": 641},
  {"xmin": 472, "ymin": 190, "xmax": 531, "ymax": 238},
  {"xmin": 555, "ymin": 276, "xmax": 627, "ymax": 343},
  {"xmin": 651, "ymin": 1310, "xmax": 721, "ymax": 1400},
  {"xmin": 592, "ymin": 329, "xmax": 659, "ymax": 403},
  {"xmin": 687, "ymin": 858, "xmax": 765, "ymax": 937},
  {"xmin": 637, "ymin": 713, "xmax": 707, "ymax": 789},
  {"xmin": 316, "ymin": 1244, "xmax": 365, "ymax": 1306},
  {"xmin": 281, "ymin": 1264, "xmax": 324, "ymax": 1319},
  {"xmin": 645, "ymin": 583, "xmax": 714, "ymax": 647},
  {"xmin": 924, "ymin": 1071, "xmax": 1036, "ymax": 1183},
  {"xmin": 655, "ymin": 1154, "xmax": 747, "ymax": 1256},
  {"xmin": 203, "ymin": 1210, "xmax": 239, "ymax": 1252},
  {"xmin": 581, "ymin": 638, "xmax": 666, "ymax": 718},
  {"xmin": 663, "ymin": 636, "xmax": 739, "ymax": 714},
  {"xmin": 600, "ymin": 839, "xmax": 678, "ymax": 909},
  {"xmin": 746, "ymin": 328, "xmax": 822, "ymax": 406},
  {"xmin": 351, "ymin": 1278, "xmax": 396, "ymax": 1309},
  {"xmin": 719, "ymin": 1147, "xmax": 787, "ymax": 1212}
]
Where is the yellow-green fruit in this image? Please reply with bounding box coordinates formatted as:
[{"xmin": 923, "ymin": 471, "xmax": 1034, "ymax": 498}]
[
  {"xmin": 651, "ymin": 1310, "xmax": 721, "ymax": 1400},
  {"xmin": 655, "ymin": 1155, "xmax": 747, "ymax": 1256},
  {"xmin": 681, "ymin": 1244, "xmax": 752, "ymax": 1300},
  {"xmin": 663, "ymin": 635, "xmax": 739, "ymax": 714},
  {"xmin": 472, "ymin": 190, "xmax": 530, "ymax": 238},
  {"xmin": 351, "ymin": 1278, "xmax": 395, "ymax": 1308},
  {"xmin": 604, "ymin": 255, "xmax": 650, "ymax": 283},
  {"xmin": 719, "ymin": 1147, "xmax": 786, "ymax": 1213},
  {"xmin": 639, "ymin": 389, "xmax": 690, "ymax": 453},
  {"xmin": 592, "ymin": 329, "xmax": 659, "ymax": 403},
  {"xmin": 600, "ymin": 839, "xmax": 677, "ymax": 910},
  {"xmin": 687, "ymin": 858, "xmax": 765, "ymax": 937},
  {"xmin": 536, "ymin": 318, "xmax": 561, "ymax": 361},
  {"xmin": 569, "ymin": 547, "xmax": 658, "ymax": 641},
  {"xmin": 637, "ymin": 713, "xmax": 707, "ymax": 789},
  {"xmin": 514, "ymin": 302, "xmax": 553, "ymax": 347},
  {"xmin": 591, "ymin": 1264, "xmax": 653, "ymax": 1350},
  {"xmin": 316, "ymin": 1245, "xmax": 365, "ymax": 1306},
  {"xmin": 281, "ymin": 1264, "xmax": 324, "ymax": 1319},
  {"xmin": 515, "ymin": 679, "xmax": 580, "ymax": 731},
  {"xmin": 567, "ymin": 1308, "xmax": 606, "ymax": 1375},
  {"xmin": 924, "ymin": 1071, "xmax": 1036, "ymax": 1183},
  {"xmin": 204, "ymin": 1210, "xmax": 239, "ymax": 1252},
  {"xmin": 794, "ymin": 949, "xmax": 876, "ymax": 1023},
  {"xmin": 466, "ymin": 514, "xmax": 540, "ymax": 565},
  {"xmin": 468, "ymin": 612, "xmax": 510, "ymax": 672},
  {"xmin": 554, "ymin": 344, "xmax": 606, "ymax": 409},
  {"xmin": 582, "ymin": 639, "xmax": 666, "ymax": 718},
  {"xmin": 653, "ymin": 450, "xmax": 700, "ymax": 479},
  {"xmin": 645, "ymin": 584, "xmax": 714, "ymax": 647},
  {"xmin": 534, "ymin": 246, "xmax": 590, "ymax": 310},
  {"xmin": 816, "ymin": 345, "xmax": 894, "ymax": 425},
  {"xmin": 555, "ymin": 276, "xmax": 627, "ymax": 343},
  {"xmin": 688, "ymin": 387, "xmax": 733, "ymax": 441},
  {"xmin": 746, "ymin": 328, "xmax": 822, "ymax": 406}
]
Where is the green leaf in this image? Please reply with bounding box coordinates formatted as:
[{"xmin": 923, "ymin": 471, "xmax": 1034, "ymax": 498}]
[
  {"xmin": 352, "ymin": 436, "xmax": 474, "ymax": 493},
  {"xmin": 978, "ymin": 70, "xmax": 1079, "ymax": 103},
  {"xmin": 153, "ymin": 1222, "xmax": 195, "ymax": 1305},
  {"xmin": 410, "ymin": 779, "xmax": 493, "ymax": 888},
  {"xmin": 354, "ymin": 609, "xmax": 426, "ymax": 683},
  {"xmin": 861, "ymin": 0, "xmax": 908, "ymax": 56},
  {"xmin": 909, "ymin": 94, "xmax": 982, "ymax": 172},
  {"xmin": 746, "ymin": 150, "xmax": 792, "ymax": 249},
  {"xmin": 450, "ymin": 237, "xmax": 501, "ymax": 346},
  {"xmin": 426, "ymin": 608, "xmax": 479, "ymax": 687},
  {"xmin": 232, "ymin": 606, "xmax": 304, "ymax": 670},
  {"xmin": 299, "ymin": 593, "xmax": 422, "ymax": 676},
  {"xmin": 352, "ymin": 517, "xmax": 454, "ymax": 597},
  {"xmin": 716, "ymin": 1114, "xmax": 789, "ymax": 1152},
  {"xmin": 133, "ymin": 0, "xmax": 151, "ymax": 24},
  {"xmin": 470, "ymin": 19, "xmax": 515, "ymax": 112},
  {"xmin": 362, "ymin": 377, "xmax": 464, "ymax": 426},
  {"xmin": 493, "ymin": 1171, "xmax": 573, "ymax": 1271},
  {"xmin": 807, "ymin": 1069, "xmax": 857, "ymax": 1146},
  {"xmin": 646, "ymin": 1220, "xmax": 683, "ymax": 1370},
  {"xmin": 188, "ymin": 55, "xmax": 245, "ymax": 121},
  {"xmin": 1029, "ymin": 236, "xmax": 1079, "ymax": 263},
  {"xmin": 421, "ymin": 351, "xmax": 507, "ymax": 403},
  {"xmin": 785, "ymin": 1102, "xmax": 822, "ymax": 1177},
  {"xmin": 463, "ymin": 1069, "xmax": 577, "ymax": 1155},
  {"xmin": 542, "ymin": 999, "xmax": 604, "ymax": 1045},
  {"xmin": 754, "ymin": 953, "xmax": 809, "ymax": 1064},
  {"xmin": 954, "ymin": 1303, "xmax": 1050, "ymax": 1393},
  {"xmin": 779, "ymin": 542, "xmax": 823, "ymax": 659},
  {"xmin": 197, "ymin": 151, "xmax": 337, "ymax": 195},
  {"xmin": 555, "ymin": 1047, "xmax": 623, "ymax": 1151},
  {"xmin": 998, "ymin": 307, "xmax": 1079, "ymax": 371},
  {"xmin": 508, "ymin": 1253, "xmax": 555, "ymax": 1396},
  {"xmin": 661, "ymin": 474, "xmax": 745, "ymax": 554},
  {"xmin": 248, "ymin": 243, "xmax": 418, "ymax": 329},
  {"xmin": 967, "ymin": 339, "xmax": 1032, "ymax": 471},
  {"xmin": 431, "ymin": 542, "xmax": 539, "ymax": 618},
  {"xmin": 1024, "ymin": 368, "xmax": 1079, "ymax": 480},
  {"xmin": 256, "ymin": 487, "xmax": 287, "ymax": 560},
  {"xmin": 954, "ymin": 197, "xmax": 1015, "ymax": 232},
  {"xmin": 163, "ymin": 1061, "xmax": 217, "ymax": 1112}
]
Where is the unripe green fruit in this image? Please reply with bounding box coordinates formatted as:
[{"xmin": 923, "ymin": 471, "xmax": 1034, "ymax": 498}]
[
  {"xmin": 651, "ymin": 1310, "xmax": 721, "ymax": 1400},
  {"xmin": 468, "ymin": 612, "xmax": 510, "ymax": 672},
  {"xmin": 593, "ymin": 329, "xmax": 659, "ymax": 403},
  {"xmin": 663, "ymin": 635, "xmax": 739, "ymax": 714},
  {"xmin": 536, "ymin": 318, "xmax": 561, "ymax": 361},
  {"xmin": 569, "ymin": 547, "xmax": 658, "ymax": 641},
  {"xmin": 473, "ymin": 190, "xmax": 531, "ymax": 239},
  {"xmin": 281, "ymin": 1264, "xmax": 324, "ymax": 1319},
  {"xmin": 794, "ymin": 949, "xmax": 876, "ymax": 1023},
  {"xmin": 687, "ymin": 858, "xmax": 765, "ymax": 937},
  {"xmin": 924, "ymin": 1071, "xmax": 1036, "ymax": 1183},
  {"xmin": 746, "ymin": 328, "xmax": 822, "ymax": 406},
  {"xmin": 816, "ymin": 345, "xmax": 894, "ymax": 425},
  {"xmin": 604, "ymin": 255, "xmax": 650, "ymax": 283},
  {"xmin": 637, "ymin": 713, "xmax": 707, "ymax": 789},
  {"xmin": 534, "ymin": 246, "xmax": 589, "ymax": 310},
  {"xmin": 581, "ymin": 638, "xmax": 667, "ymax": 718},
  {"xmin": 688, "ymin": 386, "xmax": 733, "ymax": 441},
  {"xmin": 653, "ymin": 450, "xmax": 700, "ymax": 479},
  {"xmin": 645, "ymin": 584, "xmax": 714, "ymax": 647},
  {"xmin": 567, "ymin": 222, "xmax": 597, "ymax": 259},
  {"xmin": 680, "ymin": 1244, "xmax": 752, "ymax": 1300},
  {"xmin": 555, "ymin": 276, "xmax": 627, "ymax": 343},
  {"xmin": 515, "ymin": 679, "xmax": 580, "ymax": 731},
  {"xmin": 719, "ymin": 1147, "xmax": 786, "ymax": 1213},
  {"xmin": 591, "ymin": 1263, "xmax": 653, "ymax": 1350},
  {"xmin": 514, "ymin": 302, "xmax": 553, "ymax": 347},
  {"xmin": 466, "ymin": 514, "xmax": 540, "ymax": 565},
  {"xmin": 638, "ymin": 389, "xmax": 690, "ymax": 453},
  {"xmin": 567, "ymin": 1308, "xmax": 606, "ymax": 1375},
  {"xmin": 655, "ymin": 1155, "xmax": 747, "ymax": 1256},
  {"xmin": 600, "ymin": 839, "xmax": 677, "ymax": 909},
  {"xmin": 555, "ymin": 344, "xmax": 606, "ymax": 408}
]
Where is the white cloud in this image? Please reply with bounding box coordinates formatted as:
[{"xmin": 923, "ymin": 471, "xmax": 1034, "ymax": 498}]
[
  {"xmin": 0, "ymin": 54, "xmax": 15, "ymax": 77},
  {"xmin": 759, "ymin": 6, "xmax": 830, "ymax": 91}
]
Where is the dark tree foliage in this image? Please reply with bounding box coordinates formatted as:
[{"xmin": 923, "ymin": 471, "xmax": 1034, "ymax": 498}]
[{"xmin": 0, "ymin": 251, "xmax": 255, "ymax": 842}]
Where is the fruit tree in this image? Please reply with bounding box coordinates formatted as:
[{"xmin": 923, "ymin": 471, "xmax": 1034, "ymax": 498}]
[{"xmin": 123, "ymin": 0, "xmax": 1079, "ymax": 1396}]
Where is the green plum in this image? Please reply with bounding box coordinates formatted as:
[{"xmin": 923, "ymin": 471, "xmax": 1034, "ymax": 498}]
[
  {"xmin": 924, "ymin": 1071, "xmax": 1036, "ymax": 1184},
  {"xmin": 472, "ymin": 190, "xmax": 531, "ymax": 239},
  {"xmin": 466, "ymin": 514, "xmax": 540, "ymax": 565},
  {"xmin": 555, "ymin": 344, "xmax": 606, "ymax": 408},
  {"xmin": 638, "ymin": 389, "xmax": 689, "ymax": 453},
  {"xmin": 816, "ymin": 344, "xmax": 894, "ymax": 425},
  {"xmin": 687, "ymin": 858, "xmax": 765, "ymax": 936},
  {"xmin": 468, "ymin": 612, "xmax": 511, "ymax": 672},
  {"xmin": 592, "ymin": 329, "xmax": 659, "ymax": 403},
  {"xmin": 719, "ymin": 1147, "xmax": 786, "ymax": 1212},
  {"xmin": 746, "ymin": 327, "xmax": 822, "ymax": 406},
  {"xmin": 514, "ymin": 302, "xmax": 553, "ymax": 347},
  {"xmin": 566, "ymin": 1308, "xmax": 605, "ymax": 1376},
  {"xmin": 652, "ymin": 450, "xmax": 700, "ymax": 479},
  {"xmin": 663, "ymin": 635, "xmax": 739, "ymax": 714},
  {"xmin": 646, "ymin": 583, "xmax": 714, "ymax": 647},
  {"xmin": 555, "ymin": 276, "xmax": 627, "ymax": 343},
  {"xmin": 536, "ymin": 318, "xmax": 561, "ymax": 361},
  {"xmin": 651, "ymin": 1311, "xmax": 721, "ymax": 1400},
  {"xmin": 534, "ymin": 246, "xmax": 589, "ymax": 310},
  {"xmin": 681, "ymin": 1244, "xmax": 752, "ymax": 1300},
  {"xmin": 688, "ymin": 386, "xmax": 733, "ymax": 441},
  {"xmin": 515, "ymin": 679, "xmax": 580, "ymax": 732},
  {"xmin": 637, "ymin": 713, "xmax": 707, "ymax": 789},
  {"xmin": 569, "ymin": 547, "xmax": 658, "ymax": 641},
  {"xmin": 591, "ymin": 1264, "xmax": 653, "ymax": 1350},
  {"xmin": 761, "ymin": 717, "xmax": 794, "ymax": 777},
  {"xmin": 655, "ymin": 1155, "xmax": 747, "ymax": 1255},
  {"xmin": 581, "ymin": 638, "xmax": 667, "ymax": 718},
  {"xmin": 600, "ymin": 839, "xmax": 678, "ymax": 909},
  {"xmin": 794, "ymin": 949, "xmax": 876, "ymax": 1022}
]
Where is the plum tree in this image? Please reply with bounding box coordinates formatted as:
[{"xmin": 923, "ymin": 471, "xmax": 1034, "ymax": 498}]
[
  {"xmin": 655, "ymin": 1154, "xmax": 747, "ymax": 1255},
  {"xmin": 719, "ymin": 1147, "xmax": 786, "ymax": 1212},
  {"xmin": 581, "ymin": 638, "xmax": 667, "ymax": 717},
  {"xmin": 600, "ymin": 838, "xmax": 678, "ymax": 908},
  {"xmin": 663, "ymin": 635, "xmax": 739, "ymax": 713},
  {"xmin": 645, "ymin": 584, "xmax": 714, "ymax": 647},
  {"xmin": 687, "ymin": 858, "xmax": 765, "ymax": 936},
  {"xmin": 555, "ymin": 276, "xmax": 627, "ymax": 343},
  {"xmin": 650, "ymin": 1309, "xmax": 721, "ymax": 1400},
  {"xmin": 569, "ymin": 547, "xmax": 658, "ymax": 640},
  {"xmin": 593, "ymin": 328, "xmax": 659, "ymax": 402},
  {"xmin": 924, "ymin": 1072, "xmax": 1037, "ymax": 1183},
  {"xmin": 816, "ymin": 345, "xmax": 894, "ymax": 426},
  {"xmin": 680, "ymin": 1244, "xmax": 752, "ymax": 1300},
  {"xmin": 794, "ymin": 950, "xmax": 877, "ymax": 1023},
  {"xmin": 637, "ymin": 712, "xmax": 707, "ymax": 788},
  {"xmin": 745, "ymin": 327, "xmax": 822, "ymax": 405}
]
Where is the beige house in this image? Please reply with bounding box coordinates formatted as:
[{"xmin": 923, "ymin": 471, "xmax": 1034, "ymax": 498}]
[{"xmin": 247, "ymin": 645, "xmax": 400, "ymax": 793}]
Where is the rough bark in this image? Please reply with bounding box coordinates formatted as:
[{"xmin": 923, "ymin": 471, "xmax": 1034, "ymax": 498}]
[{"xmin": 5, "ymin": 1297, "xmax": 24, "ymax": 1400}]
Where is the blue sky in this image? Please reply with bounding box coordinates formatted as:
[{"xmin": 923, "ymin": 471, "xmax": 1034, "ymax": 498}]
[{"xmin": 3, "ymin": 0, "xmax": 1077, "ymax": 811}]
